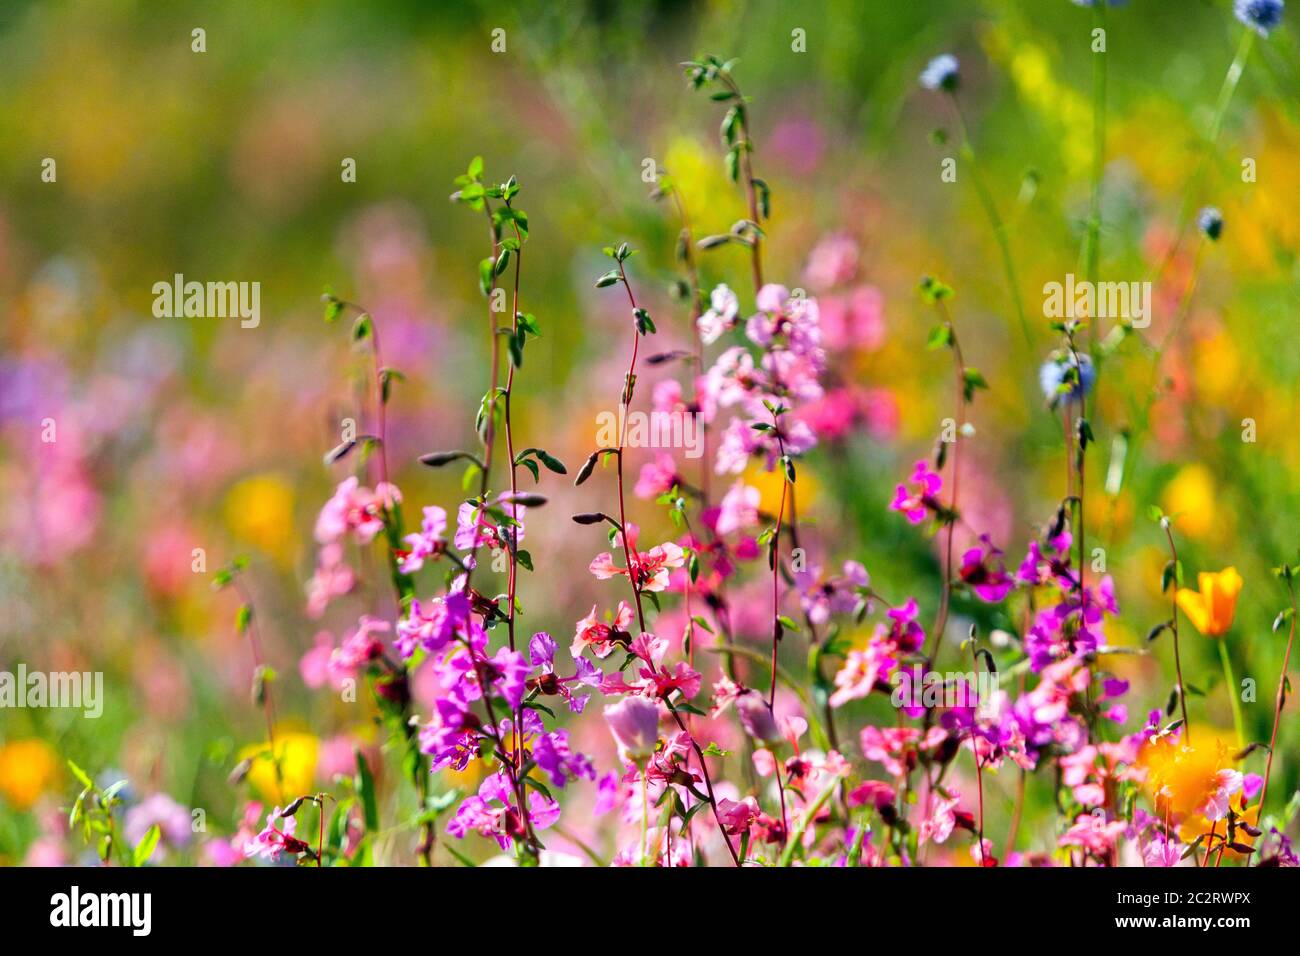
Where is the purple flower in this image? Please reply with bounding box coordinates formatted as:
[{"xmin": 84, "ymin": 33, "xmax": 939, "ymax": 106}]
[
  {"xmin": 395, "ymin": 589, "xmax": 470, "ymax": 658},
  {"xmin": 532, "ymin": 729, "xmax": 596, "ymax": 788},
  {"xmin": 604, "ymin": 696, "xmax": 662, "ymax": 762}
]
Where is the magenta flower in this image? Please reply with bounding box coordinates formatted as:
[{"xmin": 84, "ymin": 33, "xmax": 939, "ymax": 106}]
[
  {"xmin": 890, "ymin": 460, "xmax": 942, "ymax": 525},
  {"xmin": 243, "ymin": 806, "xmax": 312, "ymax": 861},
  {"xmin": 395, "ymin": 589, "xmax": 471, "ymax": 659},
  {"xmin": 716, "ymin": 796, "xmax": 761, "ymax": 835},
  {"xmin": 957, "ymin": 535, "xmax": 1013, "ymax": 603},
  {"xmin": 397, "ymin": 505, "xmax": 447, "ymax": 574}
]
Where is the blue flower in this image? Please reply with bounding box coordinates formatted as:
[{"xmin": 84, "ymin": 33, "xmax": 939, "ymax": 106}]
[
  {"xmin": 920, "ymin": 54, "xmax": 960, "ymax": 92},
  {"xmin": 1039, "ymin": 351, "xmax": 1095, "ymax": 406},
  {"xmin": 1235, "ymin": 0, "xmax": 1285, "ymax": 36},
  {"xmin": 1197, "ymin": 206, "xmax": 1224, "ymax": 241}
]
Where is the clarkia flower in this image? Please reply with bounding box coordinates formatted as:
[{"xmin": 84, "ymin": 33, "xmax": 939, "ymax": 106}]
[
  {"xmin": 397, "ymin": 505, "xmax": 447, "ymax": 574},
  {"xmin": 957, "ymin": 535, "xmax": 1013, "ymax": 603},
  {"xmin": 572, "ymin": 601, "xmax": 635, "ymax": 659},
  {"xmin": 589, "ymin": 524, "xmax": 685, "ymax": 593},
  {"xmin": 243, "ymin": 806, "xmax": 312, "ymax": 861},
  {"xmin": 890, "ymin": 460, "xmax": 943, "ymax": 525}
]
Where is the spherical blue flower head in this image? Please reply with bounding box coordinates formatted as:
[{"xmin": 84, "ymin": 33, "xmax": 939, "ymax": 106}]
[
  {"xmin": 1039, "ymin": 351, "xmax": 1095, "ymax": 406},
  {"xmin": 1197, "ymin": 206, "xmax": 1224, "ymax": 241},
  {"xmin": 1235, "ymin": 0, "xmax": 1285, "ymax": 36},
  {"xmin": 920, "ymin": 54, "xmax": 960, "ymax": 92}
]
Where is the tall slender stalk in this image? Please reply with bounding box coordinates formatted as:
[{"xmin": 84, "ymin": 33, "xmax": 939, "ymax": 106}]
[
  {"xmin": 946, "ymin": 94, "xmax": 1032, "ymax": 347},
  {"xmin": 1256, "ymin": 572, "xmax": 1298, "ymax": 857}
]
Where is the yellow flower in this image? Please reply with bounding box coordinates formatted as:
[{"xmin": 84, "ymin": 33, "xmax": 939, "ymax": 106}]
[
  {"xmin": 1176, "ymin": 567, "xmax": 1243, "ymax": 637},
  {"xmin": 224, "ymin": 473, "xmax": 295, "ymax": 565},
  {"xmin": 1138, "ymin": 730, "xmax": 1232, "ymax": 824},
  {"xmin": 0, "ymin": 739, "xmax": 59, "ymax": 809},
  {"xmin": 238, "ymin": 731, "xmax": 318, "ymax": 804},
  {"xmin": 1160, "ymin": 464, "xmax": 1217, "ymax": 539}
]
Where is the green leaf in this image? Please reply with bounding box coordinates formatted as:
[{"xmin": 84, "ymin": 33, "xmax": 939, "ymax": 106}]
[
  {"xmin": 926, "ymin": 324, "xmax": 953, "ymax": 350},
  {"xmin": 355, "ymin": 750, "xmax": 379, "ymax": 832},
  {"xmin": 132, "ymin": 824, "xmax": 161, "ymax": 867},
  {"xmin": 595, "ymin": 269, "xmax": 621, "ymax": 288},
  {"xmin": 67, "ymin": 760, "xmax": 94, "ymax": 789}
]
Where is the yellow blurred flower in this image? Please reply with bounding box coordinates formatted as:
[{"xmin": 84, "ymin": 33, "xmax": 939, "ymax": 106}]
[
  {"xmin": 0, "ymin": 739, "xmax": 59, "ymax": 809},
  {"xmin": 1160, "ymin": 464, "xmax": 1217, "ymax": 539},
  {"xmin": 224, "ymin": 473, "xmax": 295, "ymax": 565},
  {"xmin": 1138, "ymin": 730, "xmax": 1233, "ymax": 825},
  {"xmin": 1176, "ymin": 567, "xmax": 1243, "ymax": 637},
  {"xmin": 238, "ymin": 731, "xmax": 318, "ymax": 804},
  {"xmin": 744, "ymin": 463, "xmax": 821, "ymax": 520}
]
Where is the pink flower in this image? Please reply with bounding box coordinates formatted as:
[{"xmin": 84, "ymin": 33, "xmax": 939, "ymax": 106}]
[
  {"xmin": 716, "ymin": 796, "xmax": 761, "ymax": 835},
  {"xmin": 454, "ymin": 495, "xmax": 525, "ymax": 564},
  {"xmin": 243, "ymin": 806, "xmax": 312, "ymax": 861},
  {"xmin": 803, "ymin": 232, "xmax": 859, "ymax": 290},
  {"xmin": 735, "ymin": 692, "xmax": 780, "ymax": 742},
  {"xmin": 1203, "ymin": 770, "xmax": 1244, "ymax": 821},
  {"xmin": 890, "ymin": 460, "xmax": 943, "ymax": 525},
  {"xmin": 397, "ymin": 505, "xmax": 447, "ymax": 574},
  {"xmin": 305, "ymin": 542, "xmax": 355, "ymax": 618},
  {"xmin": 715, "ymin": 481, "xmax": 760, "ymax": 536},
  {"xmin": 315, "ymin": 477, "xmax": 389, "ymax": 545},
  {"xmin": 604, "ymin": 696, "xmax": 662, "ymax": 762},
  {"xmin": 848, "ymin": 780, "xmax": 896, "ymax": 811},
  {"xmin": 635, "ymin": 452, "xmax": 680, "ymax": 499},
  {"xmin": 918, "ymin": 795, "xmax": 959, "ymax": 845},
  {"xmin": 329, "ymin": 615, "xmax": 390, "ymax": 678},
  {"xmin": 589, "ymin": 525, "xmax": 685, "ymax": 593},
  {"xmin": 299, "ymin": 630, "xmax": 344, "ymax": 690},
  {"xmin": 697, "ymin": 284, "xmax": 739, "ymax": 345},
  {"xmin": 818, "ymin": 285, "xmax": 885, "ymax": 352},
  {"xmin": 572, "ymin": 601, "xmax": 635, "ymax": 659},
  {"xmin": 795, "ymin": 559, "xmax": 870, "ymax": 626}
]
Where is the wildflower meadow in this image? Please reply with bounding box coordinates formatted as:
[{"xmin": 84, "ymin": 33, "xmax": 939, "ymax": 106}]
[{"xmin": 3, "ymin": 0, "xmax": 1300, "ymax": 903}]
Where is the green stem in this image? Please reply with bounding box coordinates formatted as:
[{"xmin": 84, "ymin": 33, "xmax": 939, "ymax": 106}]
[
  {"xmin": 778, "ymin": 775, "xmax": 840, "ymax": 866},
  {"xmin": 948, "ymin": 92, "xmax": 1032, "ymax": 347},
  {"xmin": 1218, "ymin": 637, "xmax": 1245, "ymax": 749}
]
